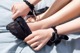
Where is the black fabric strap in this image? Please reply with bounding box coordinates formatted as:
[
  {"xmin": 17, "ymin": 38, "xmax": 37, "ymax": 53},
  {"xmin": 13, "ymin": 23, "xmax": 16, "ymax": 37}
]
[
  {"xmin": 23, "ymin": 0, "xmax": 36, "ymax": 18},
  {"xmin": 23, "ymin": 0, "xmax": 34, "ymax": 11},
  {"xmin": 47, "ymin": 26, "xmax": 69, "ymax": 46},
  {"xmin": 51, "ymin": 26, "xmax": 57, "ymax": 33}
]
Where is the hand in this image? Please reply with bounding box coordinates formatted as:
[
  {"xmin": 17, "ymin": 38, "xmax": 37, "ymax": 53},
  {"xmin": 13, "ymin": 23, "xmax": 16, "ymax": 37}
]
[
  {"xmin": 26, "ymin": 14, "xmax": 44, "ymax": 23},
  {"xmin": 11, "ymin": 2, "xmax": 30, "ymax": 19},
  {"xmin": 24, "ymin": 28, "xmax": 53, "ymax": 51},
  {"xmin": 27, "ymin": 16, "xmax": 36, "ymax": 23}
]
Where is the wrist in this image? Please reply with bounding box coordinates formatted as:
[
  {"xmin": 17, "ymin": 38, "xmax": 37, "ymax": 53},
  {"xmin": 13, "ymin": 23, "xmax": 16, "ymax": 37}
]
[
  {"xmin": 23, "ymin": 0, "xmax": 34, "ymax": 11},
  {"xmin": 47, "ymin": 26, "xmax": 69, "ymax": 46},
  {"xmin": 47, "ymin": 28, "xmax": 54, "ymax": 38},
  {"xmin": 23, "ymin": 2, "xmax": 30, "ymax": 10}
]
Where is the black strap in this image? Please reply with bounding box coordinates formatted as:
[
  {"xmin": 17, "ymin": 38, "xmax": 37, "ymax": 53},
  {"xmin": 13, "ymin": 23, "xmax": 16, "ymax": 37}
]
[
  {"xmin": 47, "ymin": 26, "xmax": 69, "ymax": 46},
  {"xmin": 23, "ymin": 0, "xmax": 34, "ymax": 12},
  {"xmin": 23, "ymin": 0, "xmax": 36, "ymax": 18}
]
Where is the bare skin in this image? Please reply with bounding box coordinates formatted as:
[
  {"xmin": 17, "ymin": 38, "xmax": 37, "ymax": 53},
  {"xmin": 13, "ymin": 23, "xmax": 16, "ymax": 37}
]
[
  {"xmin": 27, "ymin": 0, "xmax": 80, "ymax": 31},
  {"xmin": 25, "ymin": 0, "xmax": 80, "ymax": 51},
  {"xmin": 27, "ymin": 0, "xmax": 71, "ymax": 22},
  {"xmin": 25, "ymin": 18, "xmax": 80, "ymax": 51},
  {"xmin": 11, "ymin": 0, "xmax": 80, "ymax": 51},
  {"xmin": 11, "ymin": 0, "xmax": 41, "ymax": 19}
]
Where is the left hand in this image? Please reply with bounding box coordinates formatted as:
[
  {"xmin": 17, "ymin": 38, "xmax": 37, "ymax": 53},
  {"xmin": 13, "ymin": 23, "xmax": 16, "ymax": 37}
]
[
  {"xmin": 11, "ymin": 2, "xmax": 30, "ymax": 19},
  {"xmin": 24, "ymin": 28, "xmax": 53, "ymax": 51},
  {"xmin": 26, "ymin": 14, "xmax": 44, "ymax": 23},
  {"xmin": 26, "ymin": 16, "xmax": 36, "ymax": 22}
]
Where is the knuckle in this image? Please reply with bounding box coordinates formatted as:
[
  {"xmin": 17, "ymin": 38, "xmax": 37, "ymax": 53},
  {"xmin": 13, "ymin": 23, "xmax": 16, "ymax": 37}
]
[
  {"xmin": 32, "ymin": 32, "xmax": 36, "ymax": 36},
  {"xmin": 30, "ymin": 45, "xmax": 33, "ymax": 48},
  {"xmin": 24, "ymin": 38, "xmax": 27, "ymax": 42},
  {"xmin": 35, "ymin": 48, "xmax": 40, "ymax": 51},
  {"xmin": 27, "ymin": 41, "xmax": 31, "ymax": 45},
  {"xmin": 27, "ymin": 41, "xmax": 30, "ymax": 44},
  {"xmin": 36, "ymin": 36, "xmax": 40, "ymax": 39}
]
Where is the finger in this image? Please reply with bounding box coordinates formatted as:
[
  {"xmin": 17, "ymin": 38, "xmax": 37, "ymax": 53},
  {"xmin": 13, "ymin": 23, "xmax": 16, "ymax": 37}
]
[
  {"xmin": 27, "ymin": 36, "xmax": 40, "ymax": 44},
  {"xmin": 26, "ymin": 18, "xmax": 35, "ymax": 22},
  {"xmin": 22, "ymin": 14, "xmax": 27, "ymax": 18},
  {"xmin": 34, "ymin": 39, "xmax": 48, "ymax": 51},
  {"xmin": 30, "ymin": 18, "xmax": 36, "ymax": 22},
  {"xmin": 12, "ymin": 10, "xmax": 20, "ymax": 19},
  {"xmin": 24, "ymin": 34, "xmax": 35, "ymax": 42},
  {"xmin": 22, "ymin": 15, "xmax": 26, "ymax": 18},
  {"xmin": 12, "ymin": 9, "xmax": 17, "ymax": 15},
  {"xmin": 11, "ymin": 5, "xmax": 14, "ymax": 12},
  {"xmin": 30, "ymin": 41, "xmax": 40, "ymax": 48},
  {"xmin": 26, "ymin": 18, "xmax": 31, "ymax": 22},
  {"xmin": 26, "ymin": 20, "xmax": 30, "ymax": 23},
  {"xmin": 34, "ymin": 43, "xmax": 44, "ymax": 51}
]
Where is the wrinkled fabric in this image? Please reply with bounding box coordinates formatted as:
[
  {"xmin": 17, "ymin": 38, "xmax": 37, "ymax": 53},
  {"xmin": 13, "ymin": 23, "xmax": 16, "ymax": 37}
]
[{"xmin": 0, "ymin": 0, "xmax": 80, "ymax": 53}]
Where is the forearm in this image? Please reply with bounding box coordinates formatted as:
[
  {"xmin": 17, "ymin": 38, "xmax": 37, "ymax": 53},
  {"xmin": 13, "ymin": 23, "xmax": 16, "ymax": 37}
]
[
  {"xmin": 56, "ymin": 18, "xmax": 80, "ymax": 35},
  {"xmin": 40, "ymin": 0, "xmax": 71, "ymax": 19},
  {"xmin": 27, "ymin": 0, "xmax": 41, "ymax": 5},
  {"xmin": 38, "ymin": 0, "xmax": 80, "ymax": 29}
]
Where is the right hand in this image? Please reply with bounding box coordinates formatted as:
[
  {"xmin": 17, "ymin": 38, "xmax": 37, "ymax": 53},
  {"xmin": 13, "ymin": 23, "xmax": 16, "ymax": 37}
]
[
  {"xmin": 27, "ymin": 16, "xmax": 36, "ymax": 23},
  {"xmin": 24, "ymin": 28, "xmax": 53, "ymax": 51},
  {"xmin": 11, "ymin": 2, "xmax": 30, "ymax": 19},
  {"xmin": 26, "ymin": 14, "xmax": 44, "ymax": 23}
]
